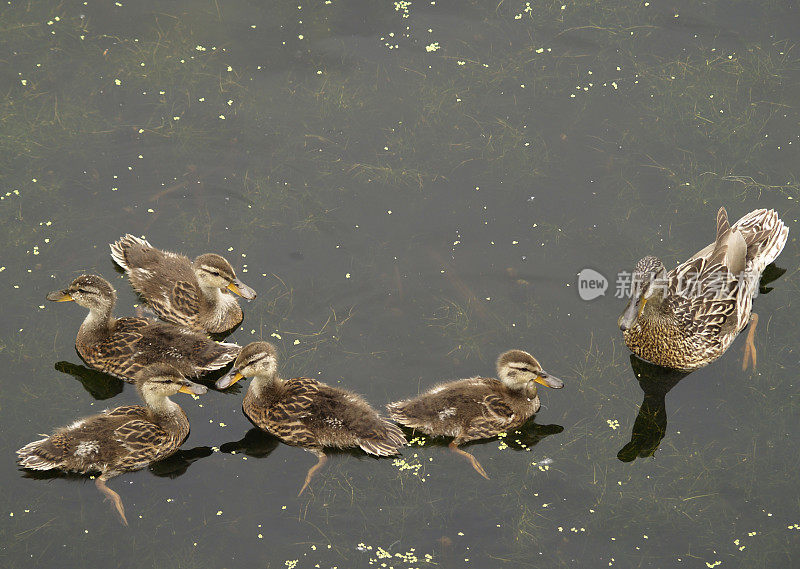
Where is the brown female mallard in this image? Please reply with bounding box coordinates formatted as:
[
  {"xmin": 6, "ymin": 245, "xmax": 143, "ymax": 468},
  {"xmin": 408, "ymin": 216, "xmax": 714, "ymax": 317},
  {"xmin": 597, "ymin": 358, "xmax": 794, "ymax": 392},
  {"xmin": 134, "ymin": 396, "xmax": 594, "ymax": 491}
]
[
  {"xmin": 17, "ymin": 363, "xmax": 207, "ymax": 525},
  {"xmin": 216, "ymin": 342, "xmax": 406, "ymax": 495},
  {"xmin": 47, "ymin": 274, "xmax": 240, "ymax": 381},
  {"xmin": 110, "ymin": 234, "xmax": 256, "ymax": 333},
  {"xmin": 387, "ymin": 350, "xmax": 564, "ymax": 479},
  {"xmin": 619, "ymin": 207, "xmax": 788, "ymax": 371}
]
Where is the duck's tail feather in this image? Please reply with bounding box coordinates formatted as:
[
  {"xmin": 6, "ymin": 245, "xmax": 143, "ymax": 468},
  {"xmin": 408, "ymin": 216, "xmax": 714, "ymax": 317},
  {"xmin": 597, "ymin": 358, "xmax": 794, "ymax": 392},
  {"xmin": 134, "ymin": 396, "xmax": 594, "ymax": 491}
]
[
  {"xmin": 386, "ymin": 400, "xmax": 431, "ymax": 431},
  {"xmin": 110, "ymin": 234, "xmax": 152, "ymax": 271},
  {"xmin": 733, "ymin": 209, "xmax": 789, "ymax": 274},
  {"xmin": 202, "ymin": 341, "xmax": 241, "ymax": 371},
  {"xmin": 17, "ymin": 437, "xmax": 61, "ymax": 470},
  {"xmin": 358, "ymin": 419, "xmax": 407, "ymax": 456}
]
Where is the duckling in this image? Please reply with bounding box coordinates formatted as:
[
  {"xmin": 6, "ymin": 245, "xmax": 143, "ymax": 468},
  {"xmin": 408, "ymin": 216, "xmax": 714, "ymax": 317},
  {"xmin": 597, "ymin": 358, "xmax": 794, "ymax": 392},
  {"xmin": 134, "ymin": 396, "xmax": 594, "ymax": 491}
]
[
  {"xmin": 216, "ymin": 342, "xmax": 406, "ymax": 496},
  {"xmin": 110, "ymin": 234, "xmax": 256, "ymax": 333},
  {"xmin": 387, "ymin": 350, "xmax": 564, "ymax": 479},
  {"xmin": 619, "ymin": 208, "xmax": 789, "ymax": 371},
  {"xmin": 47, "ymin": 275, "xmax": 240, "ymax": 381},
  {"xmin": 17, "ymin": 363, "xmax": 207, "ymax": 525}
]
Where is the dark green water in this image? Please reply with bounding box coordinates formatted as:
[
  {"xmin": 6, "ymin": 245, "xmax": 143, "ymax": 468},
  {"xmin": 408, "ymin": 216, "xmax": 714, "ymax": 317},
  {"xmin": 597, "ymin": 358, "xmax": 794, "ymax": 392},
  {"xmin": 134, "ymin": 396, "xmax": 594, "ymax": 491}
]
[{"xmin": 1, "ymin": 1, "xmax": 798, "ymax": 568}]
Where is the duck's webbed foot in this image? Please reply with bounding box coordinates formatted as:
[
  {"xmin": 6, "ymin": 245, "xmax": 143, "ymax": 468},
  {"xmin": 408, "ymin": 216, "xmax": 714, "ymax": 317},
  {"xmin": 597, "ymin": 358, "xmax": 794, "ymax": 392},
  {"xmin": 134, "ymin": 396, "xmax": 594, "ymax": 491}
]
[
  {"xmin": 742, "ymin": 313, "xmax": 759, "ymax": 371},
  {"xmin": 95, "ymin": 477, "xmax": 128, "ymax": 526},
  {"xmin": 298, "ymin": 450, "xmax": 327, "ymax": 496},
  {"xmin": 449, "ymin": 440, "xmax": 490, "ymax": 480}
]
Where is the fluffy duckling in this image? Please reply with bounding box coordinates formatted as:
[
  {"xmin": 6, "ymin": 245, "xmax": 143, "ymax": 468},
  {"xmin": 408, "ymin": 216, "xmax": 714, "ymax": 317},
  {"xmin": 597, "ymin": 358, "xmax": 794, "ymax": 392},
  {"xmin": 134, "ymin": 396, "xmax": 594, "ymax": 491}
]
[
  {"xmin": 216, "ymin": 342, "xmax": 406, "ymax": 495},
  {"xmin": 47, "ymin": 275, "xmax": 240, "ymax": 381},
  {"xmin": 110, "ymin": 234, "xmax": 256, "ymax": 333},
  {"xmin": 387, "ymin": 350, "xmax": 564, "ymax": 479},
  {"xmin": 619, "ymin": 208, "xmax": 788, "ymax": 370},
  {"xmin": 17, "ymin": 363, "xmax": 207, "ymax": 525}
]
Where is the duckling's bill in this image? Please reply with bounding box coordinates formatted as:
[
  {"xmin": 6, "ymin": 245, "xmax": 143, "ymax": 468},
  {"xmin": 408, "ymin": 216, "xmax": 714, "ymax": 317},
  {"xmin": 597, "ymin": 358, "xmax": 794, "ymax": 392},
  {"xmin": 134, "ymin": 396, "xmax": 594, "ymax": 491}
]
[
  {"xmin": 216, "ymin": 369, "xmax": 244, "ymax": 390},
  {"xmin": 534, "ymin": 373, "xmax": 564, "ymax": 389},
  {"xmin": 227, "ymin": 279, "xmax": 257, "ymax": 300},
  {"xmin": 46, "ymin": 289, "xmax": 74, "ymax": 302},
  {"xmin": 178, "ymin": 380, "xmax": 208, "ymax": 395},
  {"xmin": 618, "ymin": 295, "xmax": 641, "ymax": 331}
]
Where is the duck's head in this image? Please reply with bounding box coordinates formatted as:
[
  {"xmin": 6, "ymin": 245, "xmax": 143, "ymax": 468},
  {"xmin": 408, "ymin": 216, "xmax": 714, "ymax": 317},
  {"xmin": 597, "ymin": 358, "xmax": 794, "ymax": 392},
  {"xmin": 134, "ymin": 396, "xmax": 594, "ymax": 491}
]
[
  {"xmin": 46, "ymin": 274, "xmax": 116, "ymax": 311},
  {"xmin": 496, "ymin": 349, "xmax": 564, "ymax": 398},
  {"xmin": 216, "ymin": 341, "xmax": 278, "ymax": 389},
  {"xmin": 136, "ymin": 362, "xmax": 208, "ymax": 398},
  {"xmin": 618, "ymin": 256, "xmax": 667, "ymax": 331},
  {"xmin": 192, "ymin": 253, "xmax": 257, "ymax": 300}
]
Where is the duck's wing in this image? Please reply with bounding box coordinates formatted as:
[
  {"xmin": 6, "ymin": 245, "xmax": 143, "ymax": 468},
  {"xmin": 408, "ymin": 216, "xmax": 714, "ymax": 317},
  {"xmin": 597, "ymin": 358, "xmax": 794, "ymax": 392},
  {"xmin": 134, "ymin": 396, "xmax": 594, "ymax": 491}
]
[
  {"xmin": 81, "ymin": 318, "xmax": 150, "ymax": 380},
  {"xmin": 462, "ymin": 393, "xmax": 518, "ymax": 440},
  {"xmin": 146, "ymin": 280, "xmax": 201, "ymax": 328},
  {"xmin": 249, "ymin": 378, "xmax": 321, "ymax": 448},
  {"xmin": 105, "ymin": 405, "xmax": 149, "ymax": 419},
  {"xmin": 667, "ymin": 255, "xmax": 740, "ymax": 337},
  {"xmin": 136, "ymin": 321, "xmax": 240, "ymax": 374},
  {"xmin": 113, "ymin": 419, "xmax": 177, "ymax": 469}
]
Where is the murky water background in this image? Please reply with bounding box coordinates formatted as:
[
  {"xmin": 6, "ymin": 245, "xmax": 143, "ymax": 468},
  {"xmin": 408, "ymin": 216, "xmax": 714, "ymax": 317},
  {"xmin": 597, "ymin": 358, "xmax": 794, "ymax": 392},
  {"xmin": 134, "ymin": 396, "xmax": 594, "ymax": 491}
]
[{"xmin": 1, "ymin": 1, "xmax": 798, "ymax": 567}]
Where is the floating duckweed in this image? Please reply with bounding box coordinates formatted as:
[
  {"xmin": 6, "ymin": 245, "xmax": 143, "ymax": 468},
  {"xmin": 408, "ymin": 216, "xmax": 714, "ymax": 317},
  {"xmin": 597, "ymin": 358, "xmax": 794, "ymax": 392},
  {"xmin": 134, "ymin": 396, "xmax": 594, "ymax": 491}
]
[{"xmin": 392, "ymin": 456, "xmax": 428, "ymax": 480}]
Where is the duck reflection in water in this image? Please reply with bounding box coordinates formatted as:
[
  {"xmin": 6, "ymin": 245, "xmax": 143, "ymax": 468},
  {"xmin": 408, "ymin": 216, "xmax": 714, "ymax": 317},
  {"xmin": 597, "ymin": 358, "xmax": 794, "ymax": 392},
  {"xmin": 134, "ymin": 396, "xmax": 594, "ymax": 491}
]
[
  {"xmin": 149, "ymin": 446, "xmax": 214, "ymax": 478},
  {"xmin": 617, "ymin": 355, "xmax": 690, "ymax": 462},
  {"xmin": 219, "ymin": 428, "xmax": 280, "ymax": 459},
  {"xmin": 55, "ymin": 361, "xmax": 125, "ymax": 400}
]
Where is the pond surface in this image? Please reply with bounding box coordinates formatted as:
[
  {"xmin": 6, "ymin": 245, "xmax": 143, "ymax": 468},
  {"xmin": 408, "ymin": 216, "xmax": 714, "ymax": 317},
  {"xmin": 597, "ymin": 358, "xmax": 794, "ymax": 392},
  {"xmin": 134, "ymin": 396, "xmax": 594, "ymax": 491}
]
[{"xmin": 1, "ymin": 1, "xmax": 798, "ymax": 568}]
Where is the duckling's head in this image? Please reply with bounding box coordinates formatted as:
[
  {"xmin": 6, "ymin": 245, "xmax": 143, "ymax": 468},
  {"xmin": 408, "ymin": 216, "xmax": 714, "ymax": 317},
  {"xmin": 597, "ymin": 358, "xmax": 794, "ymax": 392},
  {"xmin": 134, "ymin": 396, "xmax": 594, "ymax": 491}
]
[
  {"xmin": 192, "ymin": 254, "xmax": 257, "ymax": 300},
  {"xmin": 46, "ymin": 274, "xmax": 116, "ymax": 312},
  {"xmin": 496, "ymin": 350, "xmax": 564, "ymax": 397},
  {"xmin": 136, "ymin": 362, "xmax": 208, "ymax": 399},
  {"xmin": 618, "ymin": 256, "xmax": 667, "ymax": 331},
  {"xmin": 216, "ymin": 341, "xmax": 278, "ymax": 389}
]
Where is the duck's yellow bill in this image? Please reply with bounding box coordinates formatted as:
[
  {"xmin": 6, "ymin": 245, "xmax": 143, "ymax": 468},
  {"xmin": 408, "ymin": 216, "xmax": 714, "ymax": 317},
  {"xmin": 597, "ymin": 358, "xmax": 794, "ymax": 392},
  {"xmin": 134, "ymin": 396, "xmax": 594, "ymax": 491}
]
[
  {"xmin": 534, "ymin": 374, "xmax": 564, "ymax": 389},
  {"xmin": 637, "ymin": 297, "xmax": 648, "ymax": 318},
  {"xmin": 178, "ymin": 385, "xmax": 194, "ymax": 394},
  {"xmin": 226, "ymin": 280, "xmax": 257, "ymax": 299},
  {"xmin": 216, "ymin": 371, "xmax": 244, "ymax": 390},
  {"xmin": 53, "ymin": 293, "xmax": 74, "ymax": 302}
]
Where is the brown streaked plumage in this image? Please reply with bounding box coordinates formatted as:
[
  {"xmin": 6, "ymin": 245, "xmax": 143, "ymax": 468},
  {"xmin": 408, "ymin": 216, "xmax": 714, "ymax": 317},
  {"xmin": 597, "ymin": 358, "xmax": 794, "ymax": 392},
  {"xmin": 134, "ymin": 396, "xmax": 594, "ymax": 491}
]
[
  {"xmin": 619, "ymin": 207, "xmax": 789, "ymax": 371},
  {"xmin": 387, "ymin": 350, "xmax": 564, "ymax": 479},
  {"xmin": 110, "ymin": 234, "xmax": 256, "ymax": 333},
  {"xmin": 47, "ymin": 275, "xmax": 240, "ymax": 381},
  {"xmin": 216, "ymin": 342, "xmax": 406, "ymax": 495},
  {"xmin": 17, "ymin": 363, "xmax": 207, "ymax": 525}
]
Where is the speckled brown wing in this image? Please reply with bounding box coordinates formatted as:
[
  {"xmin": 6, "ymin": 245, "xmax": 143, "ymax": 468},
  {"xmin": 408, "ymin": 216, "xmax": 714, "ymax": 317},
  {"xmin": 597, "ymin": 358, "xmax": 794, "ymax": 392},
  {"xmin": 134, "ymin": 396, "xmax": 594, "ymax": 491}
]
[
  {"xmin": 147, "ymin": 280, "xmax": 201, "ymax": 329},
  {"xmin": 458, "ymin": 393, "xmax": 517, "ymax": 443},
  {"xmin": 245, "ymin": 377, "xmax": 320, "ymax": 448},
  {"xmin": 112, "ymin": 419, "xmax": 182, "ymax": 470},
  {"xmin": 668, "ymin": 257, "xmax": 739, "ymax": 338},
  {"xmin": 105, "ymin": 405, "xmax": 148, "ymax": 419},
  {"xmin": 79, "ymin": 318, "xmax": 150, "ymax": 380}
]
